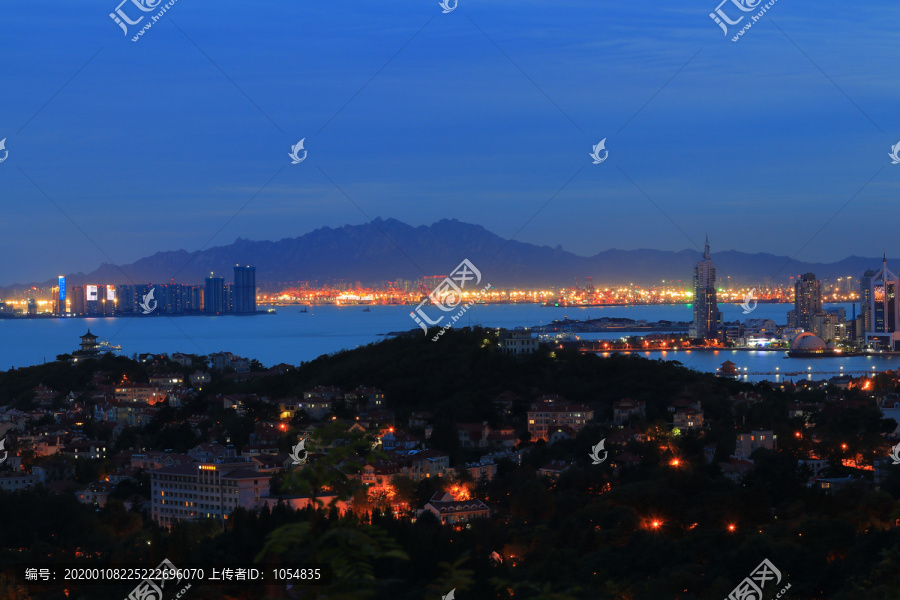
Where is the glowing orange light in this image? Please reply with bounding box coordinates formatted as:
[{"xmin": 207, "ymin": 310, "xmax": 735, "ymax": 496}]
[
  {"xmin": 669, "ymin": 459, "xmax": 680, "ymax": 467},
  {"xmin": 651, "ymin": 520, "xmax": 661, "ymax": 529},
  {"xmin": 728, "ymin": 524, "xmax": 736, "ymax": 532}
]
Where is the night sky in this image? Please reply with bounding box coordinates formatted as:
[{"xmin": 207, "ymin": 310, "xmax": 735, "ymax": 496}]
[{"xmin": 2, "ymin": 0, "xmax": 899, "ymax": 285}]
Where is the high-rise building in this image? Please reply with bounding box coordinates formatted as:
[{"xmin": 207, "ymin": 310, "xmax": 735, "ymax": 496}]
[
  {"xmin": 72, "ymin": 285, "xmax": 86, "ymax": 315},
  {"xmin": 233, "ymin": 265, "xmax": 257, "ymax": 314},
  {"xmin": 865, "ymin": 257, "xmax": 900, "ymax": 349},
  {"xmin": 116, "ymin": 285, "xmax": 135, "ymax": 314},
  {"xmin": 689, "ymin": 237, "xmax": 721, "ymax": 340},
  {"xmin": 205, "ymin": 275, "xmax": 226, "ymax": 314},
  {"xmin": 57, "ymin": 276, "xmax": 67, "ymax": 315},
  {"xmin": 859, "ymin": 269, "xmax": 876, "ymax": 334},
  {"xmin": 793, "ymin": 273, "xmax": 822, "ymax": 332}
]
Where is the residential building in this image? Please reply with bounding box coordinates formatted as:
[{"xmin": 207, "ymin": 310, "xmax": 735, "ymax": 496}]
[
  {"xmin": 538, "ymin": 460, "xmax": 572, "ymax": 479},
  {"xmin": 0, "ymin": 472, "xmax": 38, "ymax": 492},
  {"xmin": 527, "ymin": 397, "xmax": 593, "ymax": 442},
  {"xmin": 788, "ymin": 273, "xmax": 822, "ymax": 332},
  {"xmin": 465, "ymin": 462, "xmax": 497, "ymax": 482},
  {"xmin": 204, "ymin": 275, "xmax": 226, "ymax": 314},
  {"xmin": 233, "ymin": 265, "xmax": 257, "ymax": 314},
  {"xmin": 114, "ymin": 383, "xmax": 165, "ymax": 404},
  {"xmin": 75, "ymin": 481, "xmax": 114, "ymax": 507},
  {"xmin": 734, "ymin": 430, "xmax": 777, "ymax": 460},
  {"xmin": 613, "ymin": 399, "xmax": 646, "ymax": 426},
  {"xmin": 422, "ymin": 491, "xmax": 490, "ymax": 525}
]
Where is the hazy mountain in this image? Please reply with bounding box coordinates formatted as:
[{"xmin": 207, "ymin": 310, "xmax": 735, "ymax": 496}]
[{"xmin": 4, "ymin": 219, "xmax": 892, "ymax": 290}]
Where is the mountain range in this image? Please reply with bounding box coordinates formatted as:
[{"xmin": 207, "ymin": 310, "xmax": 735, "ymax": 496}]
[{"xmin": 4, "ymin": 218, "xmax": 893, "ymax": 290}]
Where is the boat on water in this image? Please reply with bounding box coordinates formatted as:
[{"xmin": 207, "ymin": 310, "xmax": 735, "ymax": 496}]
[
  {"xmin": 299, "ymin": 307, "xmax": 309, "ymax": 313},
  {"xmin": 362, "ymin": 307, "xmax": 371, "ymax": 312}
]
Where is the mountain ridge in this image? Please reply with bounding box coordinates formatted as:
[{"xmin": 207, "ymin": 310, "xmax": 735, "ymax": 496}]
[{"xmin": 3, "ymin": 218, "xmax": 891, "ymax": 290}]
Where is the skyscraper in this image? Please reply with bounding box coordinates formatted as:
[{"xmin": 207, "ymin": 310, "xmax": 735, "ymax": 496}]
[
  {"xmin": 859, "ymin": 269, "xmax": 876, "ymax": 334},
  {"xmin": 205, "ymin": 274, "xmax": 226, "ymax": 314},
  {"xmin": 233, "ymin": 265, "xmax": 256, "ymax": 314},
  {"xmin": 689, "ymin": 237, "xmax": 721, "ymax": 340},
  {"xmin": 793, "ymin": 273, "xmax": 822, "ymax": 332},
  {"xmin": 57, "ymin": 275, "xmax": 67, "ymax": 315},
  {"xmin": 865, "ymin": 256, "xmax": 900, "ymax": 349}
]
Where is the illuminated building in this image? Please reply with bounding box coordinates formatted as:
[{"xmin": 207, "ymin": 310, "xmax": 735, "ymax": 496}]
[
  {"xmin": 233, "ymin": 265, "xmax": 257, "ymax": 313},
  {"xmin": 865, "ymin": 256, "xmax": 900, "ymax": 350},
  {"xmin": 150, "ymin": 462, "xmax": 270, "ymax": 528},
  {"xmin": 422, "ymin": 491, "xmax": 489, "ymax": 524},
  {"xmin": 527, "ymin": 397, "xmax": 593, "ymax": 442},
  {"xmin": 689, "ymin": 237, "xmax": 721, "ymax": 340},
  {"xmin": 733, "ymin": 430, "xmax": 777, "ymax": 460},
  {"xmin": 72, "ymin": 330, "xmax": 101, "ymax": 360},
  {"xmin": 57, "ymin": 275, "xmax": 66, "ymax": 315},
  {"xmin": 859, "ymin": 269, "xmax": 876, "ymax": 335},
  {"xmin": 788, "ymin": 273, "xmax": 822, "ymax": 332}
]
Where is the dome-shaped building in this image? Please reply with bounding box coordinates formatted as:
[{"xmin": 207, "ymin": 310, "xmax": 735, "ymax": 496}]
[{"xmin": 788, "ymin": 332, "xmax": 829, "ymax": 356}]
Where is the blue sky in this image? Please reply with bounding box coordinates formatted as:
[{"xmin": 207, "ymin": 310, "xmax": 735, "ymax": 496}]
[{"xmin": 1, "ymin": 0, "xmax": 900, "ymax": 285}]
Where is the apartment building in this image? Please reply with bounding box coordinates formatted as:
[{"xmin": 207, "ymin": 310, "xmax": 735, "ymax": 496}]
[{"xmin": 527, "ymin": 398, "xmax": 593, "ymax": 442}]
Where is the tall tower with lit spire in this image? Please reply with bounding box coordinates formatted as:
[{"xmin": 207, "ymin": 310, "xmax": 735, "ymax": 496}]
[
  {"xmin": 865, "ymin": 254, "xmax": 900, "ymax": 349},
  {"xmin": 689, "ymin": 236, "xmax": 721, "ymax": 340}
]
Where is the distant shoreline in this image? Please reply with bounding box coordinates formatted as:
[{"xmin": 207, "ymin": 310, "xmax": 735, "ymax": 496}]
[{"xmin": 0, "ymin": 311, "xmax": 274, "ymax": 320}]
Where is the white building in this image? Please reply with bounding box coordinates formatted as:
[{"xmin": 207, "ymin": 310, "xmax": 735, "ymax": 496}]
[
  {"xmin": 502, "ymin": 332, "xmax": 540, "ymax": 355},
  {"xmin": 150, "ymin": 462, "xmax": 270, "ymax": 528}
]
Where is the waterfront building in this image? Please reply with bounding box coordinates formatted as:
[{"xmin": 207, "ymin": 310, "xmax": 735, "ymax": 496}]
[
  {"xmin": 205, "ymin": 275, "xmax": 226, "ymax": 314},
  {"xmin": 116, "ymin": 285, "xmax": 135, "ymax": 314},
  {"xmin": 864, "ymin": 257, "xmax": 900, "ymax": 350},
  {"xmin": 71, "ymin": 285, "xmax": 86, "ymax": 315},
  {"xmin": 57, "ymin": 275, "xmax": 67, "ymax": 315},
  {"xmin": 689, "ymin": 237, "xmax": 721, "ymax": 340},
  {"xmin": 790, "ymin": 273, "xmax": 822, "ymax": 332},
  {"xmin": 234, "ymin": 265, "xmax": 257, "ymax": 313},
  {"xmin": 72, "ymin": 330, "xmax": 101, "ymax": 360}
]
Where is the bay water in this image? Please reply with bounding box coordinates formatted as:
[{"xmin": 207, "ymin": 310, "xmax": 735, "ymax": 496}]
[{"xmin": 1, "ymin": 302, "xmax": 893, "ymax": 382}]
